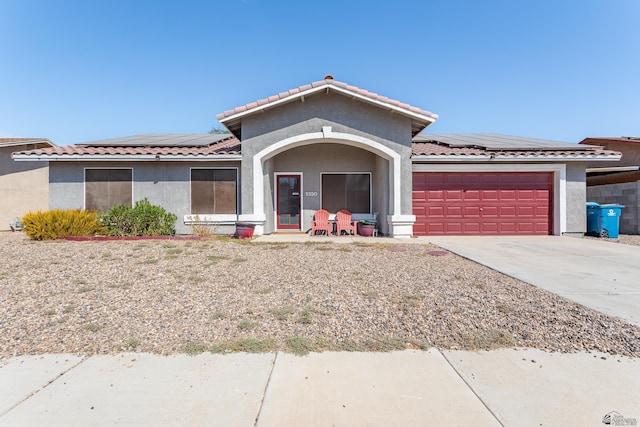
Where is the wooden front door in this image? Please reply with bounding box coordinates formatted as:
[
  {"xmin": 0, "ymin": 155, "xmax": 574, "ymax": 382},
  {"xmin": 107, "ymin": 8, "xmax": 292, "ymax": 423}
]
[{"xmin": 277, "ymin": 174, "xmax": 301, "ymax": 230}]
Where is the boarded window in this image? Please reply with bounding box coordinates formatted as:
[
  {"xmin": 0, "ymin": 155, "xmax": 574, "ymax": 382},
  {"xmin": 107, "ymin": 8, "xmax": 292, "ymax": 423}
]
[
  {"xmin": 191, "ymin": 169, "xmax": 237, "ymax": 214},
  {"xmin": 85, "ymin": 169, "xmax": 132, "ymax": 211},
  {"xmin": 322, "ymin": 173, "xmax": 371, "ymax": 213}
]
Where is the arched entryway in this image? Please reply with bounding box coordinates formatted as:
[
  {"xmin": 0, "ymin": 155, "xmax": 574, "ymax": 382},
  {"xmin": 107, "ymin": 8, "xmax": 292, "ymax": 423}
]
[{"xmin": 247, "ymin": 126, "xmax": 412, "ymax": 236}]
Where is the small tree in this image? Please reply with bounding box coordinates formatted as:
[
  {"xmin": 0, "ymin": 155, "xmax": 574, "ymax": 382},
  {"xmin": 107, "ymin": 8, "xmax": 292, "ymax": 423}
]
[{"xmin": 209, "ymin": 126, "xmax": 230, "ymax": 135}]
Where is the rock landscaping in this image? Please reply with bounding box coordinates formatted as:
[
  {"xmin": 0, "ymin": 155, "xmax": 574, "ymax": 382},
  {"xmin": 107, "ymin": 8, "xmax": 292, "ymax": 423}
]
[{"xmin": 1, "ymin": 232, "xmax": 639, "ymax": 357}]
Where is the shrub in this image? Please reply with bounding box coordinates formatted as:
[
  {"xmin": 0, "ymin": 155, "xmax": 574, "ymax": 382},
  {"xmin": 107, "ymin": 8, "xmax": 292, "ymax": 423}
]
[
  {"xmin": 100, "ymin": 198, "xmax": 177, "ymax": 236},
  {"xmin": 189, "ymin": 215, "xmax": 218, "ymax": 237},
  {"xmin": 22, "ymin": 209, "xmax": 103, "ymax": 240}
]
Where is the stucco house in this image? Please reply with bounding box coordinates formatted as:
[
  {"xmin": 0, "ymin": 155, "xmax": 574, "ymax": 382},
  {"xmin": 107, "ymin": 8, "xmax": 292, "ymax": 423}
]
[
  {"xmin": 580, "ymin": 136, "xmax": 640, "ymax": 234},
  {"xmin": 1, "ymin": 138, "xmax": 54, "ymax": 231},
  {"xmin": 12, "ymin": 77, "xmax": 620, "ymax": 237}
]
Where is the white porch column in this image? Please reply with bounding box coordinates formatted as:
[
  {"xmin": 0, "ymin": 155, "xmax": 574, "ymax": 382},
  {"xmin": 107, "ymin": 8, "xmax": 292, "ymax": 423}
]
[{"xmin": 387, "ymin": 215, "xmax": 416, "ymax": 238}]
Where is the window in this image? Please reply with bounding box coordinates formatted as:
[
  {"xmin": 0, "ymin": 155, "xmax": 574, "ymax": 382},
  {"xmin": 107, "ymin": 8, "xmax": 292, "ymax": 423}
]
[
  {"xmin": 322, "ymin": 173, "xmax": 371, "ymax": 213},
  {"xmin": 191, "ymin": 168, "xmax": 237, "ymax": 214},
  {"xmin": 85, "ymin": 169, "xmax": 132, "ymax": 211}
]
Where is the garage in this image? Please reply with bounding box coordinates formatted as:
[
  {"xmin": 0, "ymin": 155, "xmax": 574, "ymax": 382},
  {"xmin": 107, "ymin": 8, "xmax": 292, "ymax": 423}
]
[{"xmin": 412, "ymin": 172, "xmax": 553, "ymax": 236}]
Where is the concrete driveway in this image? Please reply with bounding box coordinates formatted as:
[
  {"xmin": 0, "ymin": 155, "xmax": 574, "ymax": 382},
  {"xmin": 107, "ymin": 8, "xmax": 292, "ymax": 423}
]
[{"xmin": 427, "ymin": 236, "xmax": 640, "ymax": 327}]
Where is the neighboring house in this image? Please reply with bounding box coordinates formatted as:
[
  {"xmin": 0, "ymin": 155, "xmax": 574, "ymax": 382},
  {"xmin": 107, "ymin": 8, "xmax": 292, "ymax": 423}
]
[
  {"xmin": 12, "ymin": 77, "xmax": 620, "ymax": 237},
  {"xmin": 0, "ymin": 138, "xmax": 54, "ymax": 231},
  {"xmin": 580, "ymin": 136, "xmax": 640, "ymax": 234}
]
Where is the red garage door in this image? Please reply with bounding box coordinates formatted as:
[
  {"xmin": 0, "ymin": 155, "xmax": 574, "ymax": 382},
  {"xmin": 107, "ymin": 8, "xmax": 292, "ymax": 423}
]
[{"xmin": 412, "ymin": 172, "xmax": 553, "ymax": 236}]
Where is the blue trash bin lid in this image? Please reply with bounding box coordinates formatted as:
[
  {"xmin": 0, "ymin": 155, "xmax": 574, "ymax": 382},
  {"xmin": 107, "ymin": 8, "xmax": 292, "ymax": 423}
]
[{"xmin": 586, "ymin": 202, "xmax": 599, "ymax": 208}]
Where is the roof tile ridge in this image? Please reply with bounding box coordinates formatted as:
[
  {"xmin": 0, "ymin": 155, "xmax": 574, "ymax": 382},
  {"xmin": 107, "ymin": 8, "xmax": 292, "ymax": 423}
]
[
  {"xmin": 217, "ymin": 77, "xmax": 438, "ymax": 121},
  {"xmin": 327, "ymin": 79, "xmax": 346, "ymax": 89}
]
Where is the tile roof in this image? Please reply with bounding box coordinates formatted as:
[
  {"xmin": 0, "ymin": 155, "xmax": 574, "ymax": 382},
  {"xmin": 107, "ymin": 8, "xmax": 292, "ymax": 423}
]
[
  {"xmin": 11, "ymin": 135, "xmax": 241, "ymax": 160},
  {"xmin": 216, "ymin": 76, "xmax": 438, "ymax": 138},
  {"xmin": 412, "ymin": 137, "xmax": 620, "ymax": 160},
  {"xmin": 414, "ymin": 133, "xmax": 599, "ymax": 151},
  {"xmin": 11, "ymin": 133, "xmax": 620, "ymax": 162},
  {"xmin": 217, "ymin": 77, "xmax": 438, "ymax": 121},
  {"xmin": 412, "ymin": 142, "xmax": 486, "ymax": 156}
]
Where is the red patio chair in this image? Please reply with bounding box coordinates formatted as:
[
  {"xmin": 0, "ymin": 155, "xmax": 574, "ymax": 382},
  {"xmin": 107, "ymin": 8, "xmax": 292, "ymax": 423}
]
[
  {"xmin": 336, "ymin": 209, "xmax": 357, "ymax": 236},
  {"xmin": 311, "ymin": 209, "xmax": 332, "ymax": 236}
]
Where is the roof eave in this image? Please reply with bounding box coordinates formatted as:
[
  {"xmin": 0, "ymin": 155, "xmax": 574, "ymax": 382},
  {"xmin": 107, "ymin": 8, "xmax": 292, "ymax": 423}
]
[
  {"xmin": 492, "ymin": 154, "xmax": 622, "ymax": 162},
  {"xmin": 157, "ymin": 155, "xmax": 242, "ymax": 161},
  {"xmin": 12, "ymin": 154, "xmax": 242, "ymax": 162},
  {"xmin": 411, "ymin": 155, "xmax": 492, "ymax": 162},
  {"xmin": 411, "ymin": 154, "xmax": 622, "ymax": 163},
  {"xmin": 586, "ymin": 166, "xmax": 640, "ymax": 173}
]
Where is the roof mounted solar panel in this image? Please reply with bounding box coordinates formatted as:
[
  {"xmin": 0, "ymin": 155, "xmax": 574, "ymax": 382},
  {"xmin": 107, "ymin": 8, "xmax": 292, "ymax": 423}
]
[
  {"xmin": 79, "ymin": 134, "xmax": 232, "ymax": 147},
  {"xmin": 414, "ymin": 133, "xmax": 597, "ymax": 151}
]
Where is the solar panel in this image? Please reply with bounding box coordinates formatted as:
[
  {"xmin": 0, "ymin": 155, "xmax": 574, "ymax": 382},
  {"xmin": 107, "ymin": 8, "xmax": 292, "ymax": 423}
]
[
  {"xmin": 414, "ymin": 133, "xmax": 597, "ymax": 151},
  {"xmin": 79, "ymin": 133, "xmax": 232, "ymax": 147}
]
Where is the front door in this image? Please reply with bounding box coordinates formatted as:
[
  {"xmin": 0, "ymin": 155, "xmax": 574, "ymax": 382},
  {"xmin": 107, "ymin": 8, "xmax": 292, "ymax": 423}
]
[{"xmin": 277, "ymin": 174, "xmax": 301, "ymax": 230}]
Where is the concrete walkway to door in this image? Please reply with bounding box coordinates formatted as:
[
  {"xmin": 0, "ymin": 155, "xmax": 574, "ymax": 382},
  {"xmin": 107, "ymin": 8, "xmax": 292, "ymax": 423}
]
[{"xmin": 427, "ymin": 236, "xmax": 640, "ymax": 327}]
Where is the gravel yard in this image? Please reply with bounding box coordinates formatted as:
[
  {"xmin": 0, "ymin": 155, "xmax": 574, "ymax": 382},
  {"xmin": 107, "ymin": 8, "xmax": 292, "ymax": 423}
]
[
  {"xmin": 585, "ymin": 234, "xmax": 640, "ymax": 247},
  {"xmin": 1, "ymin": 232, "xmax": 639, "ymax": 358}
]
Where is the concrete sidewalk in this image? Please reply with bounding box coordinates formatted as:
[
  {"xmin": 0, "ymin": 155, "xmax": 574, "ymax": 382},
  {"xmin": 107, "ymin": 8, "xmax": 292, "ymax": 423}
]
[
  {"xmin": 1, "ymin": 349, "xmax": 638, "ymax": 426},
  {"xmin": 427, "ymin": 236, "xmax": 640, "ymax": 326}
]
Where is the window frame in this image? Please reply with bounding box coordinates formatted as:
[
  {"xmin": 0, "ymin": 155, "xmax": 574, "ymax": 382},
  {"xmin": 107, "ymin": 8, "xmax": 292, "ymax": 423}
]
[
  {"xmin": 189, "ymin": 167, "xmax": 239, "ymax": 216},
  {"xmin": 320, "ymin": 172, "xmax": 372, "ymax": 215},
  {"xmin": 83, "ymin": 167, "xmax": 133, "ymax": 211}
]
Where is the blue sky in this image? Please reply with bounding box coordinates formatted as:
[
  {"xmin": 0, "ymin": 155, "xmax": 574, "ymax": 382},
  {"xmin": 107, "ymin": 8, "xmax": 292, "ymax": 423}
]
[{"xmin": 1, "ymin": 0, "xmax": 638, "ymax": 146}]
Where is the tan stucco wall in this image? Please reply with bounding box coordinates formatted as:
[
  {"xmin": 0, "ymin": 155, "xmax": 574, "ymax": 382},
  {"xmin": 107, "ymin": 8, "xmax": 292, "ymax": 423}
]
[
  {"xmin": 0, "ymin": 146, "xmax": 49, "ymax": 231},
  {"xmin": 585, "ymin": 141, "xmax": 640, "ymax": 169}
]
